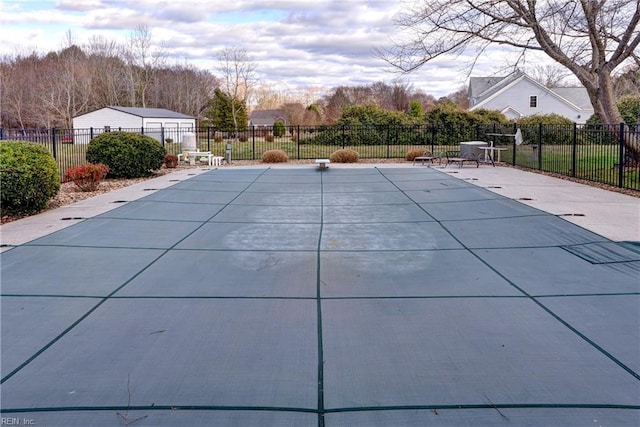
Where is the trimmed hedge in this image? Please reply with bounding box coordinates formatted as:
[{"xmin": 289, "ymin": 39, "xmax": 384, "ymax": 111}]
[
  {"xmin": 330, "ymin": 148, "xmax": 359, "ymax": 163},
  {"xmin": 405, "ymin": 149, "xmax": 431, "ymax": 161},
  {"xmin": 0, "ymin": 141, "xmax": 60, "ymax": 215},
  {"xmin": 261, "ymin": 150, "xmax": 289, "ymax": 163},
  {"xmin": 517, "ymin": 114, "xmax": 575, "ymax": 145},
  {"xmin": 86, "ymin": 132, "xmax": 166, "ymax": 178}
]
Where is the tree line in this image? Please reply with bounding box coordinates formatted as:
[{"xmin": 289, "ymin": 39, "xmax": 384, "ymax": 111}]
[
  {"xmin": 0, "ymin": 38, "xmax": 445, "ymax": 131},
  {"xmin": 0, "ymin": 33, "xmax": 219, "ymax": 129}
]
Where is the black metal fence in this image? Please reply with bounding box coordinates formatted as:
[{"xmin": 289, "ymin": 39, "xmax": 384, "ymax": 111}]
[{"xmin": 1, "ymin": 123, "xmax": 638, "ymax": 191}]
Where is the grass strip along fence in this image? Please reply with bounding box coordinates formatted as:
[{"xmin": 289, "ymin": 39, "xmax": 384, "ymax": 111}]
[{"xmin": 1, "ymin": 123, "xmax": 638, "ymax": 191}]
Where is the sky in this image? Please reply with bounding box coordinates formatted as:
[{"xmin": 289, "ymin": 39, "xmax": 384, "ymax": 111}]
[{"xmin": 0, "ymin": 0, "xmax": 533, "ymax": 100}]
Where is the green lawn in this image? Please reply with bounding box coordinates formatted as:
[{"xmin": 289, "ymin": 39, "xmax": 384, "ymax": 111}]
[
  {"xmin": 503, "ymin": 144, "xmax": 638, "ymax": 189},
  {"xmin": 44, "ymin": 139, "xmax": 639, "ymax": 191}
]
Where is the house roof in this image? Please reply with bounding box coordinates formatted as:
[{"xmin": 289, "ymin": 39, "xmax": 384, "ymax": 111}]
[
  {"xmin": 249, "ymin": 109, "xmax": 286, "ymax": 126},
  {"xmin": 550, "ymin": 87, "xmax": 592, "ymax": 110},
  {"xmin": 469, "ymin": 71, "xmax": 530, "ymax": 106},
  {"xmin": 108, "ymin": 106, "xmax": 195, "ymax": 119}
]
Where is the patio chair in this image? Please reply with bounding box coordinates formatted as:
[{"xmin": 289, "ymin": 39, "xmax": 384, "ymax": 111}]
[
  {"xmin": 443, "ymin": 150, "xmax": 480, "ymax": 168},
  {"xmin": 412, "ymin": 150, "xmax": 441, "ymax": 166}
]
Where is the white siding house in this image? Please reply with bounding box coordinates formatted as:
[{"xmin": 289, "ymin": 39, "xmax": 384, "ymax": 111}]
[
  {"xmin": 72, "ymin": 106, "xmax": 196, "ymax": 143},
  {"xmin": 468, "ymin": 71, "xmax": 594, "ymax": 124}
]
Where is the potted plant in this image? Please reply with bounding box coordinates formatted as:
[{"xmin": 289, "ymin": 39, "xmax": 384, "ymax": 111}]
[{"xmin": 164, "ymin": 154, "xmax": 179, "ymax": 168}]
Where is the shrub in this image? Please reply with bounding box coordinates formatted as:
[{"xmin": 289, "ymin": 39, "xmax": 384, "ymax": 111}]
[
  {"xmin": 405, "ymin": 149, "xmax": 431, "ymax": 161},
  {"xmin": 164, "ymin": 154, "xmax": 179, "ymax": 168},
  {"xmin": 261, "ymin": 150, "xmax": 289, "ymax": 163},
  {"xmin": 86, "ymin": 131, "xmax": 166, "ymax": 178},
  {"xmin": 264, "ymin": 134, "xmax": 274, "ymax": 142},
  {"xmin": 273, "ymin": 121, "xmax": 286, "ymax": 137},
  {"xmin": 330, "ymin": 148, "xmax": 359, "ymax": 163},
  {"xmin": 617, "ymin": 95, "xmax": 640, "ymax": 127},
  {"xmin": 0, "ymin": 141, "xmax": 60, "ymax": 215},
  {"xmin": 517, "ymin": 113, "xmax": 575, "ymax": 145},
  {"xmin": 63, "ymin": 163, "xmax": 109, "ymax": 192}
]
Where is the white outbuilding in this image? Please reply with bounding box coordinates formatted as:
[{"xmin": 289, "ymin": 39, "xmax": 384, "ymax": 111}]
[{"xmin": 72, "ymin": 106, "xmax": 196, "ymax": 143}]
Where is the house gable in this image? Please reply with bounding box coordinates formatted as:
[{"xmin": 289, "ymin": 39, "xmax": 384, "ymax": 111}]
[
  {"xmin": 468, "ymin": 72, "xmax": 593, "ymax": 123},
  {"xmin": 501, "ymin": 106, "xmax": 524, "ymax": 121},
  {"xmin": 249, "ymin": 109, "xmax": 287, "ymax": 127}
]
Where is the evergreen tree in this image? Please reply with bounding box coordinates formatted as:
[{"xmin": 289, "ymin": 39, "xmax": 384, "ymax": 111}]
[
  {"xmin": 273, "ymin": 121, "xmax": 286, "ymax": 137},
  {"xmin": 204, "ymin": 88, "xmax": 248, "ymax": 130}
]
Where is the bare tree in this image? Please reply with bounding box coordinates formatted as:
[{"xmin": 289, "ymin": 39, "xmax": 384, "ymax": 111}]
[
  {"xmin": 411, "ymin": 89, "xmax": 437, "ymax": 113},
  {"xmin": 148, "ymin": 62, "xmax": 218, "ymax": 120},
  {"xmin": 85, "ymin": 35, "xmax": 129, "ymax": 108},
  {"xmin": 253, "ymin": 83, "xmax": 292, "ymax": 110},
  {"xmin": 124, "ymin": 25, "xmax": 165, "ymax": 107},
  {"xmin": 525, "ymin": 64, "xmax": 574, "ymax": 88},
  {"xmin": 281, "ymin": 102, "xmax": 306, "ymax": 126},
  {"xmin": 445, "ymin": 86, "xmax": 470, "ymax": 109},
  {"xmin": 0, "ymin": 53, "xmax": 39, "ymax": 128},
  {"xmin": 39, "ymin": 44, "xmax": 93, "ymax": 128},
  {"xmin": 379, "ymin": 0, "xmax": 640, "ymax": 129},
  {"xmin": 216, "ymin": 46, "xmax": 256, "ymax": 133}
]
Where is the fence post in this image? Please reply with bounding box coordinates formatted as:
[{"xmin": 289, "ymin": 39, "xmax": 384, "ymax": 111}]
[
  {"xmin": 161, "ymin": 127, "xmax": 165, "ymax": 147},
  {"xmin": 252, "ymin": 126, "xmax": 256, "ymax": 160},
  {"xmin": 0, "ymin": 128, "xmax": 3, "ymax": 140},
  {"xmin": 386, "ymin": 125, "xmax": 391, "ymax": 159},
  {"xmin": 430, "ymin": 125, "xmax": 435, "ymax": 154},
  {"xmin": 90, "ymin": 127, "xmax": 94, "ymax": 140},
  {"xmin": 512, "ymin": 124, "xmax": 519, "ymax": 166},
  {"xmin": 571, "ymin": 123, "xmax": 577, "ymax": 177},
  {"xmin": 535, "ymin": 123, "xmax": 543, "ymax": 168},
  {"xmin": 51, "ymin": 127, "xmax": 58, "ymax": 160},
  {"xmin": 618, "ymin": 122, "xmax": 625, "ymax": 188},
  {"xmin": 297, "ymin": 125, "xmax": 301, "ymax": 160}
]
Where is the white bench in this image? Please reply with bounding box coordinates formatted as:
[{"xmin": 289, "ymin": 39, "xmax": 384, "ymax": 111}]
[
  {"xmin": 315, "ymin": 159, "xmax": 330, "ymax": 169},
  {"xmin": 178, "ymin": 151, "xmax": 214, "ymax": 166}
]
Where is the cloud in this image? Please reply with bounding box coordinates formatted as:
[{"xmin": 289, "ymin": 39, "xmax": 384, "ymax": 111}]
[
  {"xmin": 56, "ymin": 0, "xmax": 106, "ymax": 12},
  {"xmin": 0, "ymin": 0, "xmax": 500, "ymax": 98}
]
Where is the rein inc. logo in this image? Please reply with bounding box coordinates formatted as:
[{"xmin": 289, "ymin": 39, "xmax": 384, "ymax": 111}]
[{"xmin": 1, "ymin": 418, "xmax": 35, "ymax": 425}]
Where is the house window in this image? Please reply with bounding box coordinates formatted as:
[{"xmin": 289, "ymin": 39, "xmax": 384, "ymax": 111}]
[{"xmin": 529, "ymin": 96, "xmax": 538, "ymax": 108}]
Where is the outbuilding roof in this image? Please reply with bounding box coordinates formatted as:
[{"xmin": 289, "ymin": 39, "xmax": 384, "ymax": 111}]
[{"xmin": 108, "ymin": 106, "xmax": 195, "ymax": 119}]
